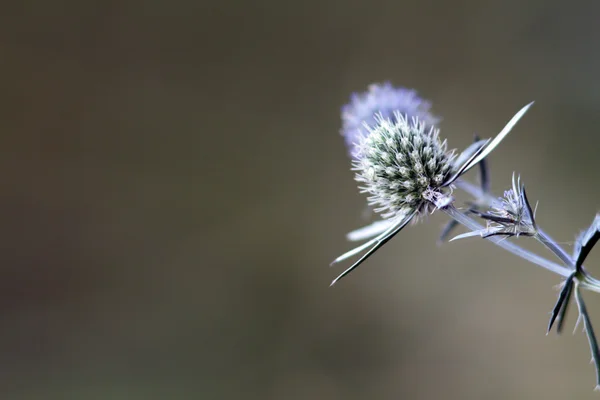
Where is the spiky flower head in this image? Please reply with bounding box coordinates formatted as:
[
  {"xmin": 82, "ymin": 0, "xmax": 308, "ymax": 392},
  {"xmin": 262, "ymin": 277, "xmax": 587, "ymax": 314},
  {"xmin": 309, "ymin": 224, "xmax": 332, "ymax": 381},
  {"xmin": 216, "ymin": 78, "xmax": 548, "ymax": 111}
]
[
  {"xmin": 478, "ymin": 174, "xmax": 537, "ymax": 238},
  {"xmin": 341, "ymin": 83, "xmax": 439, "ymax": 157},
  {"xmin": 450, "ymin": 174, "xmax": 537, "ymax": 242},
  {"xmin": 353, "ymin": 112, "xmax": 454, "ymax": 219}
]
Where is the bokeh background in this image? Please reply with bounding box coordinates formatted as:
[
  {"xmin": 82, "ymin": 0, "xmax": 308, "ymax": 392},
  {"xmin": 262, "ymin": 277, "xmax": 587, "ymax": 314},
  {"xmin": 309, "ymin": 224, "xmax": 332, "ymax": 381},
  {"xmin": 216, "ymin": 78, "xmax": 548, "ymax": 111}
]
[{"xmin": 1, "ymin": 0, "xmax": 600, "ymax": 398}]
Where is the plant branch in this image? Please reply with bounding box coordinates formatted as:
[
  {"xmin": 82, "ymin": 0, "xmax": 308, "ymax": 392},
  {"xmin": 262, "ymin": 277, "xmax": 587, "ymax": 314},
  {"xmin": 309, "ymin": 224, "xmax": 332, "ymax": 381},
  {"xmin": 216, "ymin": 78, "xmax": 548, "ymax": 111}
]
[{"xmin": 441, "ymin": 204, "xmax": 571, "ymax": 277}]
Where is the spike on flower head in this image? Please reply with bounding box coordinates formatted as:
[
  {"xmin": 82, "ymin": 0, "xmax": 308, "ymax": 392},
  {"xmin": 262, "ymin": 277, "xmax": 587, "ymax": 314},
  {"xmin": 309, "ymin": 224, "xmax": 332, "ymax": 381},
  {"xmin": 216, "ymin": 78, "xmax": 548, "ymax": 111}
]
[{"xmin": 341, "ymin": 83, "xmax": 440, "ymax": 157}]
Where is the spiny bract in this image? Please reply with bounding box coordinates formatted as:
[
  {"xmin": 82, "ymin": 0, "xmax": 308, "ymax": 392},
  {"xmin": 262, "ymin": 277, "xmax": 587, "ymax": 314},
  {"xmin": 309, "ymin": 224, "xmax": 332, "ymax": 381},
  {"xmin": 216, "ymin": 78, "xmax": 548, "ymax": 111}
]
[
  {"xmin": 487, "ymin": 175, "xmax": 536, "ymax": 236},
  {"xmin": 353, "ymin": 112, "xmax": 455, "ymax": 219}
]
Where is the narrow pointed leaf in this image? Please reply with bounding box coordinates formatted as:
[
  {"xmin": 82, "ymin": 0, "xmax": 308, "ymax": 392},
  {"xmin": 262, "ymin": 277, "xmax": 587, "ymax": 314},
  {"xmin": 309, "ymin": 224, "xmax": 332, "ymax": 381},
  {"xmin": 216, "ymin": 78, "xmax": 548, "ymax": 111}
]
[
  {"xmin": 481, "ymin": 231, "xmax": 515, "ymax": 239},
  {"xmin": 439, "ymin": 219, "xmax": 459, "ymax": 244},
  {"xmin": 477, "ymin": 145, "xmax": 491, "ymax": 194},
  {"xmin": 463, "ymin": 102, "xmax": 534, "ymax": 171},
  {"xmin": 520, "ymin": 185, "xmax": 536, "ymax": 228},
  {"xmin": 478, "ymin": 157, "xmax": 491, "ymax": 193},
  {"xmin": 331, "ymin": 220, "xmax": 399, "ymax": 265},
  {"xmin": 449, "ymin": 230, "xmax": 487, "ymax": 242},
  {"xmin": 331, "ymin": 237, "xmax": 379, "ymax": 265},
  {"xmin": 469, "ymin": 134, "xmax": 491, "ymax": 194},
  {"xmin": 473, "ymin": 211, "xmax": 515, "ymax": 225},
  {"xmin": 446, "ymin": 102, "xmax": 534, "ymax": 187},
  {"xmin": 575, "ymin": 214, "xmax": 600, "ymax": 272},
  {"xmin": 511, "ymin": 172, "xmax": 519, "ymax": 197},
  {"xmin": 452, "ymin": 139, "xmax": 488, "ymax": 170},
  {"xmin": 346, "ymin": 219, "xmax": 395, "ymax": 242},
  {"xmin": 547, "ymin": 273, "xmax": 574, "ymax": 334},
  {"xmin": 443, "ymin": 139, "xmax": 490, "ymax": 187},
  {"xmin": 556, "ymin": 277, "xmax": 574, "ymax": 334},
  {"xmin": 330, "ymin": 210, "xmax": 416, "ymax": 286}
]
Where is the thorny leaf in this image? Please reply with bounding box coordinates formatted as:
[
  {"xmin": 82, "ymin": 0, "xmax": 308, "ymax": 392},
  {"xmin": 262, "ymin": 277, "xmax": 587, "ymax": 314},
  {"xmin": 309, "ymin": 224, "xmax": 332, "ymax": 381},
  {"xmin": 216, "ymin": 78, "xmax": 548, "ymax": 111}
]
[
  {"xmin": 330, "ymin": 210, "xmax": 417, "ymax": 286},
  {"xmin": 449, "ymin": 229, "xmax": 487, "ymax": 242},
  {"xmin": 443, "ymin": 139, "xmax": 489, "ymax": 187},
  {"xmin": 547, "ymin": 273, "xmax": 575, "ymax": 334},
  {"xmin": 458, "ymin": 102, "xmax": 534, "ymax": 178},
  {"xmin": 443, "ymin": 102, "xmax": 533, "ymax": 187},
  {"xmin": 452, "ymin": 138, "xmax": 488, "ymax": 172},
  {"xmin": 475, "ymin": 135, "xmax": 491, "ymax": 194},
  {"xmin": 346, "ymin": 219, "xmax": 394, "ymax": 242},
  {"xmin": 520, "ymin": 184, "xmax": 536, "ymax": 230}
]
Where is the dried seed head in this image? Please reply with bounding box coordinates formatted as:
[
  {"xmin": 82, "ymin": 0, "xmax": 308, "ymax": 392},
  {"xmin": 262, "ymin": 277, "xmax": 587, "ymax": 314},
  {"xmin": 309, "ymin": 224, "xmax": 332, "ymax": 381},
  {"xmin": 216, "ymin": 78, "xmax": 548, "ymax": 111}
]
[
  {"xmin": 341, "ymin": 82, "xmax": 439, "ymax": 157},
  {"xmin": 353, "ymin": 113, "xmax": 454, "ymax": 219}
]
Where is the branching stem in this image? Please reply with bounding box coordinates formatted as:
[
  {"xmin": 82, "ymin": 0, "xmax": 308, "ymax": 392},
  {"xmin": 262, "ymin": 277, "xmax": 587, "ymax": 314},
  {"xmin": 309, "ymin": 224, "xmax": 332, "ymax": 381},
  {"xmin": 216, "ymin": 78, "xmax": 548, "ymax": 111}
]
[{"xmin": 441, "ymin": 204, "xmax": 571, "ymax": 277}]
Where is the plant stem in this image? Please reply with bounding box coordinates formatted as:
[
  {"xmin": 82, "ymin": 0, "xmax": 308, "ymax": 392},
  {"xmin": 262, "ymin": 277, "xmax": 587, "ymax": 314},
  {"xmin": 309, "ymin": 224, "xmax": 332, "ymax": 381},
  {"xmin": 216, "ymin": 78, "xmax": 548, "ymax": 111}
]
[
  {"xmin": 455, "ymin": 178, "xmax": 597, "ymax": 278},
  {"xmin": 454, "ymin": 179, "xmax": 497, "ymax": 205},
  {"xmin": 453, "ymin": 180, "xmax": 600, "ymax": 294},
  {"xmin": 441, "ymin": 204, "xmax": 571, "ymax": 277},
  {"xmin": 535, "ymin": 229, "xmax": 575, "ymax": 269},
  {"xmin": 581, "ymin": 278, "xmax": 600, "ymax": 294}
]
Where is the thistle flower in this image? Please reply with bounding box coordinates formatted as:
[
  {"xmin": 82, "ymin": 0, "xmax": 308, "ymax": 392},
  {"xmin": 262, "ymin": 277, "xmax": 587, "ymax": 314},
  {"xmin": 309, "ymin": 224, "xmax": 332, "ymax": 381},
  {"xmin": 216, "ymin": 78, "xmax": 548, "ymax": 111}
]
[
  {"xmin": 353, "ymin": 113, "xmax": 455, "ymax": 220},
  {"xmin": 341, "ymin": 83, "xmax": 439, "ymax": 157},
  {"xmin": 451, "ymin": 174, "xmax": 537, "ymax": 240},
  {"xmin": 331, "ymin": 102, "xmax": 534, "ymax": 285}
]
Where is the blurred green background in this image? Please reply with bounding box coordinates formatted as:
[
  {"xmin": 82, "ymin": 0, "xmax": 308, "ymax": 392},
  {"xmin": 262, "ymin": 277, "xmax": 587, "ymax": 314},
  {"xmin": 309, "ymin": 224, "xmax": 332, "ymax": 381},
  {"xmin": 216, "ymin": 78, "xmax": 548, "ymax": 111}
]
[{"xmin": 1, "ymin": 0, "xmax": 599, "ymax": 398}]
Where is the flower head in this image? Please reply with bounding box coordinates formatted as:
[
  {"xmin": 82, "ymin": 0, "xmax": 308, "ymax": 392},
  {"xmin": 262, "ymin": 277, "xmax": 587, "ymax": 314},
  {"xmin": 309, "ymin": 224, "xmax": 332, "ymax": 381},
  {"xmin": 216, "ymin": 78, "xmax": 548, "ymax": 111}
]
[
  {"xmin": 353, "ymin": 112, "xmax": 454, "ymax": 220},
  {"xmin": 486, "ymin": 174, "xmax": 537, "ymax": 235},
  {"xmin": 452, "ymin": 174, "xmax": 537, "ymax": 240},
  {"xmin": 341, "ymin": 83, "xmax": 439, "ymax": 157}
]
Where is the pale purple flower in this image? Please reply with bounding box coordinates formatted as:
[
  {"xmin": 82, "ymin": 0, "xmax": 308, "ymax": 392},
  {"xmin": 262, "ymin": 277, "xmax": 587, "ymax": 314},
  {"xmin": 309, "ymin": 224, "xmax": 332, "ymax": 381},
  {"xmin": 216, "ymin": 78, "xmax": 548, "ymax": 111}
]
[{"xmin": 341, "ymin": 83, "xmax": 439, "ymax": 157}]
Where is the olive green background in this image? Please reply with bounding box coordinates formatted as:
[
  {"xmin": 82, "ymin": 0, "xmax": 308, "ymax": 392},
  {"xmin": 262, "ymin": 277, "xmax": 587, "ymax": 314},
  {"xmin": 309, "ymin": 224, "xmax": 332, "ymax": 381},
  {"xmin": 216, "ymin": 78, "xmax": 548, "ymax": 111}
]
[{"xmin": 1, "ymin": 0, "xmax": 599, "ymax": 398}]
